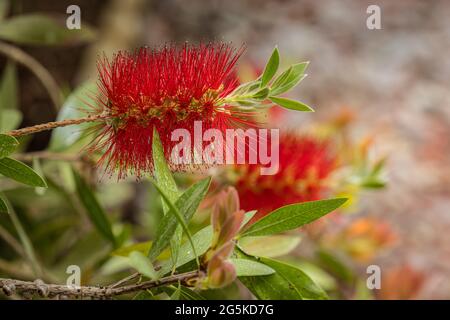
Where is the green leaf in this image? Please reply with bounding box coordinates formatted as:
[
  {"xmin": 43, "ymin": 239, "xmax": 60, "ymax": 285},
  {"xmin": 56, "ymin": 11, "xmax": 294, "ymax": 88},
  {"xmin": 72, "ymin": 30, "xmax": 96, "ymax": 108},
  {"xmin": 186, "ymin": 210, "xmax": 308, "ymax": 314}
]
[
  {"xmin": 238, "ymin": 235, "xmax": 301, "ymax": 258},
  {"xmin": 152, "ymin": 128, "xmax": 182, "ymax": 265},
  {"xmin": 49, "ymin": 82, "xmax": 98, "ymax": 151},
  {"xmin": 0, "ymin": 157, "xmax": 47, "ymax": 187},
  {"xmin": 129, "ymin": 251, "xmax": 158, "ymax": 280},
  {"xmin": 0, "ymin": 109, "xmax": 22, "ymax": 132},
  {"xmin": 270, "ymin": 62, "xmax": 309, "ymax": 96},
  {"xmin": 260, "ymin": 47, "xmax": 280, "ymax": 87},
  {"xmin": 231, "ymin": 258, "xmax": 275, "ymax": 276},
  {"xmin": 170, "ymin": 285, "xmax": 181, "ymax": 300},
  {"xmin": 269, "ymin": 96, "xmax": 314, "ymax": 112},
  {"xmin": 241, "ymin": 198, "xmax": 347, "ymax": 237},
  {"xmin": 112, "ymin": 241, "xmax": 152, "ymax": 257},
  {"xmin": 0, "ymin": 14, "xmax": 96, "ymax": 46},
  {"xmin": 252, "ymin": 88, "xmax": 270, "ymax": 101},
  {"xmin": 158, "ymin": 226, "xmax": 213, "ymax": 276},
  {"xmin": 0, "ymin": 60, "xmax": 18, "ymax": 111},
  {"xmin": 0, "ymin": 197, "xmax": 7, "ymax": 213},
  {"xmin": 149, "ymin": 178, "xmax": 210, "ymax": 261},
  {"xmin": 0, "ymin": 134, "xmax": 18, "ymax": 158},
  {"xmin": 239, "ymin": 255, "xmax": 328, "ymax": 300},
  {"xmin": 72, "ymin": 170, "xmax": 116, "ymax": 247}
]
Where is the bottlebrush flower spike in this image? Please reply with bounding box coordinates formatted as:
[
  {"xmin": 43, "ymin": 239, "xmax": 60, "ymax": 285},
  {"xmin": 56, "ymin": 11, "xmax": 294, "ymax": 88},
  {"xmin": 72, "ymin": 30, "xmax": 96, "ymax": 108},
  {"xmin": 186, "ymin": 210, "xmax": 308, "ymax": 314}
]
[
  {"xmin": 234, "ymin": 133, "xmax": 337, "ymax": 222},
  {"xmin": 89, "ymin": 43, "xmax": 252, "ymax": 178}
]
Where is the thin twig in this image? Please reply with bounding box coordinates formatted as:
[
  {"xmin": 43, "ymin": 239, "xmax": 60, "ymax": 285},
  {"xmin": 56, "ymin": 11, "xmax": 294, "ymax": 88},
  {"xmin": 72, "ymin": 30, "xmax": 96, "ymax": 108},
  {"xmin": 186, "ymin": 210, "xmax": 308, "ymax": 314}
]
[
  {"xmin": 0, "ymin": 270, "xmax": 202, "ymax": 299},
  {"xmin": 0, "ymin": 41, "xmax": 62, "ymax": 111},
  {"xmin": 6, "ymin": 114, "xmax": 108, "ymax": 137}
]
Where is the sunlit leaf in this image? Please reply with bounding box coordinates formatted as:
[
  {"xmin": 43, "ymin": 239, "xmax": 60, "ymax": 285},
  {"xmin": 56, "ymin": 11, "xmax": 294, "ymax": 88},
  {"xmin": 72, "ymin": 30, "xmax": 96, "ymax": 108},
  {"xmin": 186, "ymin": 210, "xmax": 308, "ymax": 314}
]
[
  {"xmin": 238, "ymin": 235, "xmax": 301, "ymax": 258},
  {"xmin": 129, "ymin": 251, "xmax": 158, "ymax": 280},
  {"xmin": 230, "ymin": 258, "xmax": 275, "ymax": 276},
  {"xmin": 269, "ymin": 96, "xmax": 314, "ymax": 112},
  {"xmin": 242, "ymin": 198, "xmax": 347, "ymax": 237},
  {"xmin": 260, "ymin": 47, "xmax": 280, "ymax": 87}
]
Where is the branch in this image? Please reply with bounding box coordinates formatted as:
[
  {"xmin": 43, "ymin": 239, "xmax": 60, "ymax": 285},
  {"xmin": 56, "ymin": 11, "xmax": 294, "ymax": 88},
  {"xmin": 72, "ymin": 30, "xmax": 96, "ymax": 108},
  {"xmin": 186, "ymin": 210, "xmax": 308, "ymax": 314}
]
[
  {"xmin": 0, "ymin": 270, "xmax": 202, "ymax": 299},
  {"xmin": 6, "ymin": 114, "xmax": 108, "ymax": 137}
]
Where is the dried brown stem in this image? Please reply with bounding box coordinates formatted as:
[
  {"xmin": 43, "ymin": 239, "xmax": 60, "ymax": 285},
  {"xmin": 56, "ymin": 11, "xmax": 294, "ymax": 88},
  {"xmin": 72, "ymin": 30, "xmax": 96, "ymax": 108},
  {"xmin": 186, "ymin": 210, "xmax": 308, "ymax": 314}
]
[
  {"xmin": 0, "ymin": 270, "xmax": 202, "ymax": 299},
  {"xmin": 6, "ymin": 114, "xmax": 108, "ymax": 137}
]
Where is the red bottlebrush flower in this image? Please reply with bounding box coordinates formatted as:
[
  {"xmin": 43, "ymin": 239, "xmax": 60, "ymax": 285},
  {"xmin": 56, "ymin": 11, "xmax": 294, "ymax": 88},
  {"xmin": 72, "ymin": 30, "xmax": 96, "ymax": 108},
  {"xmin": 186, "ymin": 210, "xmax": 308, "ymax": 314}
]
[
  {"xmin": 234, "ymin": 133, "xmax": 337, "ymax": 222},
  {"xmin": 90, "ymin": 43, "xmax": 250, "ymax": 178}
]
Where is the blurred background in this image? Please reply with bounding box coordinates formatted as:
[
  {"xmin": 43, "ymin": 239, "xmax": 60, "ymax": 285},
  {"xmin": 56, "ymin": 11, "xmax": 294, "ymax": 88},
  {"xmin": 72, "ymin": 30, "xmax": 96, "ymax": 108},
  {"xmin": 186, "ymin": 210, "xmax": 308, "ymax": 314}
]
[{"xmin": 0, "ymin": 0, "xmax": 449, "ymax": 299}]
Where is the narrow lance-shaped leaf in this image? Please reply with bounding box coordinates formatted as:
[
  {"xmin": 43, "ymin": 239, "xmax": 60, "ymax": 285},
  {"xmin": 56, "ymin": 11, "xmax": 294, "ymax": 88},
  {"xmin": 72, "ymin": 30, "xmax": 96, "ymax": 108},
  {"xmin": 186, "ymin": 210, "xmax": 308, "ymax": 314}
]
[
  {"xmin": 152, "ymin": 128, "xmax": 182, "ymax": 265},
  {"xmin": 148, "ymin": 177, "xmax": 210, "ymax": 263},
  {"xmin": 237, "ymin": 249, "xmax": 327, "ymax": 300},
  {"xmin": 260, "ymin": 47, "xmax": 280, "ymax": 87},
  {"xmin": 0, "ymin": 134, "xmax": 18, "ymax": 158},
  {"xmin": 158, "ymin": 226, "xmax": 213, "ymax": 276},
  {"xmin": 72, "ymin": 170, "xmax": 116, "ymax": 247},
  {"xmin": 241, "ymin": 198, "xmax": 347, "ymax": 237},
  {"xmin": 269, "ymin": 96, "xmax": 314, "ymax": 112},
  {"xmin": 270, "ymin": 62, "xmax": 309, "ymax": 96},
  {"xmin": 230, "ymin": 258, "xmax": 275, "ymax": 276},
  {"xmin": 150, "ymin": 178, "xmax": 212, "ymax": 268},
  {"xmin": 0, "ymin": 157, "xmax": 47, "ymax": 187}
]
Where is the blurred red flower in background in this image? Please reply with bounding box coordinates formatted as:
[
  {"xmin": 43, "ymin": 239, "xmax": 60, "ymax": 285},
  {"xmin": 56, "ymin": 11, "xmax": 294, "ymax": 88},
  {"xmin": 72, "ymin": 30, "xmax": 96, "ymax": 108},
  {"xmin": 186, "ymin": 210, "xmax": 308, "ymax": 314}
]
[
  {"xmin": 234, "ymin": 133, "xmax": 337, "ymax": 222},
  {"xmin": 90, "ymin": 43, "xmax": 251, "ymax": 178}
]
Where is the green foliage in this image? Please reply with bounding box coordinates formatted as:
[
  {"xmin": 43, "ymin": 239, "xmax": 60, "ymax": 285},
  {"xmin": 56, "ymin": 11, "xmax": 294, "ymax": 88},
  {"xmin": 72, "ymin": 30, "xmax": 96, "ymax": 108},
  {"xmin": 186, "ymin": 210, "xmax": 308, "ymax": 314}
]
[
  {"xmin": 0, "ymin": 134, "xmax": 18, "ymax": 158},
  {"xmin": 152, "ymin": 129, "xmax": 182, "ymax": 265},
  {"xmin": 268, "ymin": 96, "xmax": 313, "ymax": 112},
  {"xmin": 238, "ymin": 235, "xmax": 301, "ymax": 258},
  {"xmin": 224, "ymin": 47, "xmax": 312, "ymax": 112},
  {"xmin": 49, "ymin": 82, "xmax": 98, "ymax": 151},
  {"xmin": 72, "ymin": 170, "xmax": 116, "ymax": 247},
  {"xmin": 148, "ymin": 177, "xmax": 211, "ymax": 263},
  {"xmin": 238, "ymin": 251, "xmax": 328, "ymax": 300},
  {"xmin": 260, "ymin": 47, "xmax": 280, "ymax": 87},
  {"xmin": 0, "ymin": 13, "xmax": 96, "ymax": 46},
  {"xmin": 230, "ymin": 258, "xmax": 275, "ymax": 276},
  {"xmin": 241, "ymin": 198, "xmax": 347, "ymax": 237},
  {"xmin": 0, "ymin": 157, "xmax": 47, "ymax": 187},
  {"xmin": 128, "ymin": 251, "xmax": 158, "ymax": 280}
]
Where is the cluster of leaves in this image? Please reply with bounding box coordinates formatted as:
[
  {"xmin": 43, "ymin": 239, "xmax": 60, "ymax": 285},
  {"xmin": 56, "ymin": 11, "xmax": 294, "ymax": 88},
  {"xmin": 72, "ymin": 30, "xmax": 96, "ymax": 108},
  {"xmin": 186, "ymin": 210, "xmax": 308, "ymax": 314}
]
[
  {"xmin": 223, "ymin": 47, "xmax": 313, "ymax": 112},
  {"xmin": 109, "ymin": 131, "xmax": 347, "ymax": 299}
]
